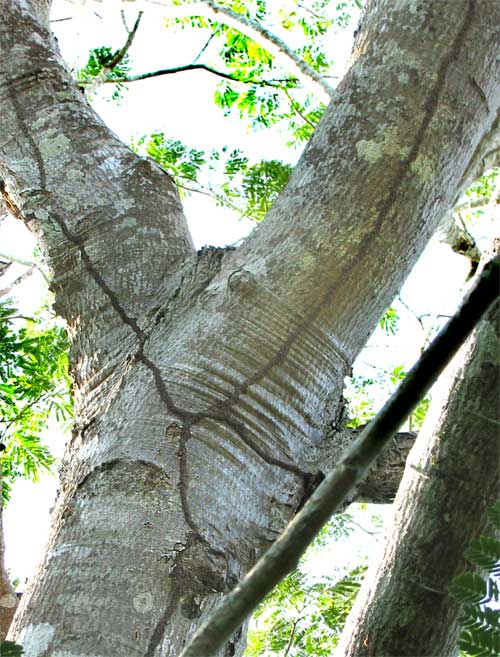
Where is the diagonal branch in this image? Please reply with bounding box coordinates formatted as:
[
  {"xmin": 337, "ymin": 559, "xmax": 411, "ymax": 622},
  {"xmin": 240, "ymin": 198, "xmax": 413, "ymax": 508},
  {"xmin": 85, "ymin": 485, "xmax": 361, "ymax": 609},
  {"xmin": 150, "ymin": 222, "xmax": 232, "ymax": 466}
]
[
  {"xmin": 0, "ymin": 264, "xmax": 36, "ymax": 298},
  {"xmin": 106, "ymin": 10, "xmax": 143, "ymax": 69},
  {"xmin": 179, "ymin": 254, "xmax": 500, "ymax": 657},
  {"xmin": 195, "ymin": 0, "xmax": 334, "ymax": 99},
  {"xmin": 0, "ymin": 251, "xmax": 50, "ymax": 287},
  {"xmin": 83, "ymin": 10, "xmax": 143, "ymax": 92}
]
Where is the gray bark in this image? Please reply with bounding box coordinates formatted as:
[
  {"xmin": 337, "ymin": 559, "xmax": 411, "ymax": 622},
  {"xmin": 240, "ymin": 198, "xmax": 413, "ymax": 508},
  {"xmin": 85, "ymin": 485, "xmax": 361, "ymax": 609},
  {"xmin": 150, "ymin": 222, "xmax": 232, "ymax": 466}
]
[
  {"xmin": 1, "ymin": 0, "xmax": 499, "ymax": 656},
  {"xmin": 335, "ymin": 270, "xmax": 500, "ymax": 656},
  {"xmin": 0, "ymin": 467, "xmax": 18, "ymax": 641}
]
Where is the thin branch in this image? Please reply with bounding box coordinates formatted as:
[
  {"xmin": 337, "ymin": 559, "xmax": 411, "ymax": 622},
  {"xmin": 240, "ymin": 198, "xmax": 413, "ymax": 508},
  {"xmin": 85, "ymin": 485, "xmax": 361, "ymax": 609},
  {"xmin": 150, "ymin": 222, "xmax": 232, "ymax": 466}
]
[
  {"xmin": 0, "ymin": 251, "xmax": 50, "ymax": 286},
  {"xmin": 297, "ymin": 2, "xmax": 331, "ymax": 23},
  {"xmin": 82, "ymin": 11, "xmax": 143, "ymax": 93},
  {"xmin": 283, "ymin": 615, "xmax": 303, "ymax": 657},
  {"xmin": 176, "ymin": 180, "xmax": 258, "ymax": 223},
  {"xmin": 91, "ymin": 63, "xmax": 293, "ymax": 90},
  {"xmin": 348, "ymin": 517, "xmax": 382, "ymax": 537},
  {"xmin": 283, "ymin": 88, "xmax": 316, "ymax": 128},
  {"xmin": 107, "ymin": 11, "xmax": 143, "ymax": 69},
  {"xmin": 179, "ymin": 254, "xmax": 500, "ymax": 657},
  {"xmin": 1, "ymin": 392, "xmax": 47, "ymax": 433},
  {"xmin": 196, "ymin": 0, "xmax": 334, "ymax": 99},
  {"xmin": 120, "ymin": 9, "xmax": 130, "ymax": 33},
  {"xmin": 193, "ymin": 30, "xmax": 218, "ymax": 63},
  {"xmin": 396, "ymin": 294, "xmax": 425, "ymax": 332},
  {"xmin": 0, "ymin": 265, "xmax": 36, "ymax": 298}
]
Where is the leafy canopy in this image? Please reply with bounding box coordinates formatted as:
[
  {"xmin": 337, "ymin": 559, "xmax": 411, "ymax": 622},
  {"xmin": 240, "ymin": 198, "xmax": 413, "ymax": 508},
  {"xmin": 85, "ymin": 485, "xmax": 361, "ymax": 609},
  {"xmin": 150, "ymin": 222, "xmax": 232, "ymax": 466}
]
[{"xmin": 0, "ymin": 300, "xmax": 72, "ymax": 502}]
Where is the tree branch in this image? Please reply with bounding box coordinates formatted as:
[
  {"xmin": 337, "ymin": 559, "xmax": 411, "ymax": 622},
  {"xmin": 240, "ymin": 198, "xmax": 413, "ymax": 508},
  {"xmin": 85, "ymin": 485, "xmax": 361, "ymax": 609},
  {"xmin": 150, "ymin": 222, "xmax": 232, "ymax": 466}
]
[
  {"xmin": 0, "ymin": 251, "xmax": 50, "ymax": 287},
  {"xmin": 336, "ymin": 248, "xmax": 500, "ymax": 656},
  {"xmin": 192, "ymin": 0, "xmax": 334, "ymax": 99},
  {"xmin": 89, "ymin": 62, "xmax": 293, "ymax": 89},
  {"xmin": 75, "ymin": 0, "xmax": 335, "ymax": 99},
  {"xmin": 179, "ymin": 254, "xmax": 500, "ymax": 657},
  {"xmin": 0, "ymin": 265, "xmax": 36, "ymax": 298},
  {"xmin": 83, "ymin": 10, "xmax": 143, "ymax": 92},
  {"xmin": 0, "ymin": 467, "xmax": 18, "ymax": 641},
  {"xmin": 106, "ymin": 10, "xmax": 143, "ymax": 69}
]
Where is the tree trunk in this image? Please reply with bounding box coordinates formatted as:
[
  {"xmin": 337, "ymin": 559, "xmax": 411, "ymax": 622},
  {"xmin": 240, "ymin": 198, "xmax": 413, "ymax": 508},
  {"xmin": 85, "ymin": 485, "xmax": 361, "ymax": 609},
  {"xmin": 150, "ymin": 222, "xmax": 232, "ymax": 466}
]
[
  {"xmin": 0, "ymin": 467, "xmax": 18, "ymax": 641},
  {"xmin": 1, "ymin": 0, "xmax": 498, "ymax": 655},
  {"xmin": 336, "ymin": 265, "xmax": 500, "ymax": 656}
]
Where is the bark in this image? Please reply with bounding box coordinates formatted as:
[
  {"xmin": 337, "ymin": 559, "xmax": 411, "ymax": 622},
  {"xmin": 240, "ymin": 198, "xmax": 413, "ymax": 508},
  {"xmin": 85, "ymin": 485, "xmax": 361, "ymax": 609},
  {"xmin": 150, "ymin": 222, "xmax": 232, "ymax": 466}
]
[
  {"xmin": 336, "ymin": 269, "xmax": 500, "ymax": 656},
  {"xmin": 0, "ymin": 1, "xmax": 499, "ymax": 656},
  {"xmin": 0, "ymin": 466, "xmax": 18, "ymax": 640},
  {"xmin": 181, "ymin": 255, "xmax": 499, "ymax": 657}
]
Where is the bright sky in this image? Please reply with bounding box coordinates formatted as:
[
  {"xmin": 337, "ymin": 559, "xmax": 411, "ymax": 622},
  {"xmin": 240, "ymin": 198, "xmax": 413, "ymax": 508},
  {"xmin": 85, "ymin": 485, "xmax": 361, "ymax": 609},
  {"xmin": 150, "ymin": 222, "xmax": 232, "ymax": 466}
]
[{"xmin": 1, "ymin": 0, "xmax": 497, "ymax": 593}]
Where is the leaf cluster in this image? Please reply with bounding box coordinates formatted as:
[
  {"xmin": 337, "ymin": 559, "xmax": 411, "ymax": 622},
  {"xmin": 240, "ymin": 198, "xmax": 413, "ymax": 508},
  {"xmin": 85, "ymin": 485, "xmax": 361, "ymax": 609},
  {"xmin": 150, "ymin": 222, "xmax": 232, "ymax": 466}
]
[
  {"xmin": 379, "ymin": 305, "xmax": 399, "ymax": 336},
  {"xmin": 0, "ymin": 301, "xmax": 72, "ymax": 502},
  {"xmin": 245, "ymin": 562, "xmax": 367, "ymax": 656},
  {"xmin": 0, "ymin": 641, "xmax": 23, "ymax": 656},
  {"xmin": 344, "ymin": 369, "xmax": 430, "ymax": 431},
  {"xmin": 77, "ymin": 47, "xmax": 131, "ymax": 100},
  {"xmin": 465, "ymin": 167, "xmax": 499, "ymax": 203},
  {"xmin": 136, "ymin": 133, "xmax": 206, "ymax": 185},
  {"xmin": 134, "ymin": 133, "xmax": 292, "ymax": 221},
  {"xmin": 165, "ymin": 0, "xmax": 360, "ymax": 138},
  {"xmin": 244, "ymin": 512, "xmax": 369, "ymax": 656},
  {"xmin": 449, "ymin": 502, "xmax": 500, "ymax": 657}
]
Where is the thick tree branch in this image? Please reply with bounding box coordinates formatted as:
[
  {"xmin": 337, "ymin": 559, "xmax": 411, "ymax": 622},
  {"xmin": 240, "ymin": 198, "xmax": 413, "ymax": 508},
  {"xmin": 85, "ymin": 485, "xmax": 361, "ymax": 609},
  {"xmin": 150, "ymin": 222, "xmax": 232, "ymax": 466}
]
[
  {"xmin": 0, "ymin": 0, "xmax": 195, "ymax": 331},
  {"xmin": 180, "ymin": 255, "xmax": 499, "ymax": 657},
  {"xmin": 4, "ymin": 3, "xmax": 500, "ymax": 655},
  {"xmin": 336, "ymin": 249, "xmax": 500, "ymax": 656}
]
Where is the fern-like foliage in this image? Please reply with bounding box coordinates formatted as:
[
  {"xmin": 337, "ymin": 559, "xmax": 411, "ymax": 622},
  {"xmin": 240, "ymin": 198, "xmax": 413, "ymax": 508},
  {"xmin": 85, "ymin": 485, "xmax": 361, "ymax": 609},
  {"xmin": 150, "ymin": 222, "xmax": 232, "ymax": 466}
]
[
  {"xmin": 0, "ymin": 640, "xmax": 24, "ymax": 656},
  {"xmin": 450, "ymin": 502, "xmax": 500, "ymax": 657}
]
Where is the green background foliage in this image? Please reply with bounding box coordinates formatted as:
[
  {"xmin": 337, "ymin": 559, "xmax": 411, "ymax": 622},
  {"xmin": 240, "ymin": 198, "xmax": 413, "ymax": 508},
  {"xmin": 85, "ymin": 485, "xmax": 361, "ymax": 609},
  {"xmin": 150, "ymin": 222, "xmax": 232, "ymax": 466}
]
[{"xmin": 0, "ymin": 300, "xmax": 71, "ymax": 502}]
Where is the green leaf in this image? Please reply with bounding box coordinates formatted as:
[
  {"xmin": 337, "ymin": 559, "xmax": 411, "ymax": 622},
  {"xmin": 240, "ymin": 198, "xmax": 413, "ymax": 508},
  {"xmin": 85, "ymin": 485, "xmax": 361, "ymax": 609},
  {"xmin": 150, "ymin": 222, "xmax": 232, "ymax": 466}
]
[
  {"xmin": 411, "ymin": 396, "xmax": 430, "ymax": 430},
  {"xmin": 0, "ymin": 641, "xmax": 24, "ymax": 656},
  {"xmin": 487, "ymin": 502, "xmax": 500, "ymax": 531},
  {"xmin": 379, "ymin": 306, "xmax": 399, "ymax": 335},
  {"xmin": 450, "ymin": 573, "xmax": 490, "ymax": 605},
  {"xmin": 0, "ymin": 300, "xmax": 71, "ymax": 502},
  {"xmin": 465, "ymin": 537, "xmax": 500, "ymax": 576}
]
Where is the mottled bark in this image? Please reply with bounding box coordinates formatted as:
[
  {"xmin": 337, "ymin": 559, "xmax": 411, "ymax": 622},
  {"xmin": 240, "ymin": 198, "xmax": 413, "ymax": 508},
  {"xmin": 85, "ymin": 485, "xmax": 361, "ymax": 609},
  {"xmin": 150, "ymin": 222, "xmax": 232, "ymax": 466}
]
[
  {"xmin": 1, "ymin": 0, "xmax": 499, "ymax": 656},
  {"xmin": 0, "ymin": 467, "xmax": 18, "ymax": 640},
  {"xmin": 336, "ymin": 282, "xmax": 500, "ymax": 656},
  {"xmin": 181, "ymin": 255, "xmax": 499, "ymax": 657}
]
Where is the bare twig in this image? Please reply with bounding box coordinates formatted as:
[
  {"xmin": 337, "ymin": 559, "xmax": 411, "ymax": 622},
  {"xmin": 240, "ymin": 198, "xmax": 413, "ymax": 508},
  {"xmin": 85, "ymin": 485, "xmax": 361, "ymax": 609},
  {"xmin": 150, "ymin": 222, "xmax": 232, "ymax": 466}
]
[
  {"xmin": 283, "ymin": 88, "xmax": 317, "ymax": 128},
  {"xmin": 0, "ymin": 265, "xmax": 36, "ymax": 298},
  {"xmin": 0, "ymin": 251, "xmax": 50, "ymax": 286},
  {"xmin": 107, "ymin": 11, "xmax": 143, "ymax": 69},
  {"xmin": 175, "ymin": 180, "xmax": 258, "ymax": 223},
  {"xmin": 192, "ymin": 30, "xmax": 218, "ymax": 63},
  {"xmin": 179, "ymin": 254, "xmax": 500, "ymax": 657}
]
